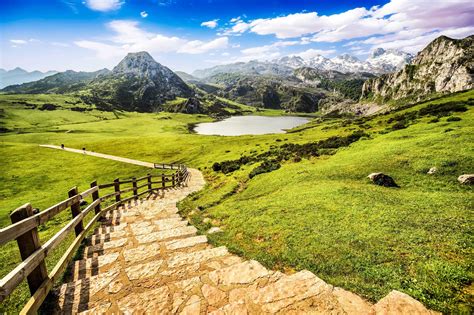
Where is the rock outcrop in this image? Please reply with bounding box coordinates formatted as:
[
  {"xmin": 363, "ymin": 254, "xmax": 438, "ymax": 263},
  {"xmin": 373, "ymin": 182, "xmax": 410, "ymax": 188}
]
[
  {"xmin": 458, "ymin": 174, "xmax": 474, "ymax": 185},
  {"xmin": 361, "ymin": 35, "xmax": 474, "ymax": 103},
  {"xmin": 368, "ymin": 172, "xmax": 400, "ymax": 188}
]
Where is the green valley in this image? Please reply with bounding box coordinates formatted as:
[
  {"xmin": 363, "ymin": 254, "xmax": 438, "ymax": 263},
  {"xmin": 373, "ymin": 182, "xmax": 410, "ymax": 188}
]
[{"xmin": 0, "ymin": 90, "xmax": 472, "ymax": 313}]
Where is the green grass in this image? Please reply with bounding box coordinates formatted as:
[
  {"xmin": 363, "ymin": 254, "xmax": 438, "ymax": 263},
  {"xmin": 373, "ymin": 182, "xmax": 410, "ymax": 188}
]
[{"xmin": 0, "ymin": 91, "xmax": 473, "ymax": 313}]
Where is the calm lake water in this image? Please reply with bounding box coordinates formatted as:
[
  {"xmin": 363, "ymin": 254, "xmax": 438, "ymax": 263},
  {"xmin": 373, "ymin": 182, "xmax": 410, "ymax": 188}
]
[{"xmin": 194, "ymin": 115, "xmax": 311, "ymax": 136}]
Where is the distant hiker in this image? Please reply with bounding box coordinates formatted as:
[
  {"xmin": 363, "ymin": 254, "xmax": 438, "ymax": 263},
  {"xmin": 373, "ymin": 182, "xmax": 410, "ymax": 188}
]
[
  {"xmin": 82, "ymin": 147, "xmax": 86, "ymax": 154},
  {"xmin": 61, "ymin": 144, "xmax": 64, "ymax": 149}
]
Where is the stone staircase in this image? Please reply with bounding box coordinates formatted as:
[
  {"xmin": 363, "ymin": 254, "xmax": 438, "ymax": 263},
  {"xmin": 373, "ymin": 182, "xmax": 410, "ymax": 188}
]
[{"xmin": 51, "ymin": 169, "xmax": 437, "ymax": 314}]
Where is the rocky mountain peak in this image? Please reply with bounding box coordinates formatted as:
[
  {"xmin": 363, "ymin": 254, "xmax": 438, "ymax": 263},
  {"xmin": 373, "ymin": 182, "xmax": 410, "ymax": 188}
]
[
  {"xmin": 361, "ymin": 35, "xmax": 473, "ymax": 103},
  {"xmin": 113, "ymin": 51, "xmax": 172, "ymax": 77},
  {"xmin": 370, "ymin": 48, "xmax": 386, "ymax": 58}
]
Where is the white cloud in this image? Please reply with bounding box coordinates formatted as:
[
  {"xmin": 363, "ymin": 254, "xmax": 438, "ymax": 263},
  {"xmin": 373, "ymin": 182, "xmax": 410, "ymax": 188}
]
[
  {"xmin": 75, "ymin": 20, "xmax": 228, "ymax": 59},
  {"xmin": 222, "ymin": 0, "xmax": 474, "ymax": 48},
  {"xmin": 177, "ymin": 37, "xmax": 228, "ymax": 54},
  {"xmin": 362, "ymin": 26, "xmax": 474, "ymax": 53},
  {"xmin": 10, "ymin": 39, "xmax": 28, "ymax": 45},
  {"xmin": 84, "ymin": 0, "xmax": 124, "ymax": 12},
  {"xmin": 140, "ymin": 11, "xmax": 148, "ymax": 18},
  {"xmin": 201, "ymin": 19, "xmax": 219, "ymax": 29},
  {"xmin": 51, "ymin": 42, "xmax": 71, "ymax": 47}
]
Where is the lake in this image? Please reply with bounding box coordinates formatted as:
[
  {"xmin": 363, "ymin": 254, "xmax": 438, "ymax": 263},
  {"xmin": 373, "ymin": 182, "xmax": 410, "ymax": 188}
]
[{"xmin": 194, "ymin": 115, "xmax": 311, "ymax": 136}]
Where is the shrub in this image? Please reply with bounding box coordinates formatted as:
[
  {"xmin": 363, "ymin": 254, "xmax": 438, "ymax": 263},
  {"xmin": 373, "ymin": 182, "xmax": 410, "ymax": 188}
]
[
  {"xmin": 418, "ymin": 101, "xmax": 468, "ymax": 117},
  {"xmin": 249, "ymin": 160, "xmax": 281, "ymax": 178},
  {"xmin": 392, "ymin": 122, "xmax": 407, "ymax": 130},
  {"xmin": 446, "ymin": 116, "xmax": 461, "ymax": 122}
]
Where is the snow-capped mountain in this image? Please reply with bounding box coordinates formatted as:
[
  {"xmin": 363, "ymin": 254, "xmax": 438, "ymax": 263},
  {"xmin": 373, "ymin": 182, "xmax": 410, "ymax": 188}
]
[
  {"xmin": 192, "ymin": 48, "xmax": 412, "ymax": 78},
  {"xmin": 366, "ymin": 48, "xmax": 414, "ymax": 72},
  {"xmin": 277, "ymin": 49, "xmax": 413, "ymax": 74}
]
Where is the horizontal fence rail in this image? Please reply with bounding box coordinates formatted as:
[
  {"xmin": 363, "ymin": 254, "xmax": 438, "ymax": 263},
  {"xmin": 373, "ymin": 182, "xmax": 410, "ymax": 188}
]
[{"xmin": 0, "ymin": 164, "xmax": 189, "ymax": 314}]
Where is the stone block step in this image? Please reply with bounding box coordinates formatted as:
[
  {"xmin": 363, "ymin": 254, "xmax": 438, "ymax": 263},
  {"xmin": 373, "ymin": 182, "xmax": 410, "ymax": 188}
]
[
  {"xmin": 71, "ymin": 253, "xmax": 120, "ymax": 281},
  {"xmin": 135, "ymin": 225, "xmax": 197, "ymax": 244}
]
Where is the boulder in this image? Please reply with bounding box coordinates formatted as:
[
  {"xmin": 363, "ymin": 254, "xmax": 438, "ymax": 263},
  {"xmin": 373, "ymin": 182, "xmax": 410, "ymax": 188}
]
[
  {"xmin": 208, "ymin": 227, "xmax": 223, "ymax": 234},
  {"xmin": 427, "ymin": 167, "xmax": 437, "ymax": 175},
  {"xmin": 368, "ymin": 173, "xmax": 400, "ymax": 188},
  {"xmin": 457, "ymin": 174, "xmax": 474, "ymax": 185},
  {"xmin": 373, "ymin": 290, "xmax": 439, "ymax": 314}
]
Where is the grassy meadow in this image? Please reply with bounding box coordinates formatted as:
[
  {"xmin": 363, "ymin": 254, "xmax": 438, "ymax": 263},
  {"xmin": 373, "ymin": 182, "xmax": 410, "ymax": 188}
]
[{"xmin": 0, "ymin": 91, "xmax": 473, "ymax": 313}]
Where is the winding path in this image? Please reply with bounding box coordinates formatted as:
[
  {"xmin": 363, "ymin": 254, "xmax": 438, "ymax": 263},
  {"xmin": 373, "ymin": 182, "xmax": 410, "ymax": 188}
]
[
  {"xmin": 40, "ymin": 145, "xmax": 155, "ymax": 168},
  {"xmin": 40, "ymin": 145, "xmax": 436, "ymax": 314}
]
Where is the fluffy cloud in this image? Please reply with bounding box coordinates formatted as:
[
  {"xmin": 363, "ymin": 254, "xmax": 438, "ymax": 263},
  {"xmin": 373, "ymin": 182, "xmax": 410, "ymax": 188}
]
[
  {"xmin": 75, "ymin": 20, "xmax": 228, "ymax": 59},
  {"xmin": 9, "ymin": 38, "xmax": 40, "ymax": 45},
  {"xmin": 201, "ymin": 20, "xmax": 219, "ymax": 29},
  {"xmin": 224, "ymin": 0, "xmax": 474, "ymax": 49},
  {"xmin": 84, "ymin": 0, "xmax": 123, "ymax": 12},
  {"xmin": 10, "ymin": 39, "xmax": 28, "ymax": 45},
  {"xmin": 177, "ymin": 37, "xmax": 228, "ymax": 54},
  {"xmin": 140, "ymin": 11, "xmax": 148, "ymax": 18},
  {"xmin": 237, "ymin": 41, "xmax": 301, "ymax": 61}
]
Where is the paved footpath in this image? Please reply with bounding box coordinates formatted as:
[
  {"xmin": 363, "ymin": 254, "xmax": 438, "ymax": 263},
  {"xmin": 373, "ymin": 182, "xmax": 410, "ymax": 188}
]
[
  {"xmin": 42, "ymin": 146, "xmax": 436, "ymax": 314},
  {"xmin": 40, "ymin": 145, "xmax": 155, "ymax": 168}
]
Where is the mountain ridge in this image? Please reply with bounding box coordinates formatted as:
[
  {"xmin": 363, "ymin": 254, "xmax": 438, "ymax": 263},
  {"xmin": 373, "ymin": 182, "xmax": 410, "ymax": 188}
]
[
  {"xmin": 192, "ymin": 48, "xmax": 413, "ymax": 78},
  {"xmin": 0, "ymin": 67, "xmax": 58, "ymax": 88},
  {"xmin": 361, "ymin": 35, "xmax": 474, "ymax": 103}
]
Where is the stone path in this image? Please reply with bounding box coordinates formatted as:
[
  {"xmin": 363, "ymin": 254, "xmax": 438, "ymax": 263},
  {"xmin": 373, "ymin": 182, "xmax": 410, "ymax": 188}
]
[{"xmin": 50, "ymin": 168, "xmax": 437, "ymax": 314}]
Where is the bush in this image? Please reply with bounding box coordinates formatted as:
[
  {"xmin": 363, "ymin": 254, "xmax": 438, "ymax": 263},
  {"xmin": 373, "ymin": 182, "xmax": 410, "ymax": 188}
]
[
  {"xmin": 249, "ymin": 160, "xmax": 281, "ymax": 178},
  {"xmin": 418, "ymin": 101, "xmax": 468, "ymax": 117},
  {"xmin": 446, "ymin": 116, "xmax": 461, "ymax": 122},
  {"xmin": 392, "ymin": 122, "xmax": 407, "ymax": 130}
]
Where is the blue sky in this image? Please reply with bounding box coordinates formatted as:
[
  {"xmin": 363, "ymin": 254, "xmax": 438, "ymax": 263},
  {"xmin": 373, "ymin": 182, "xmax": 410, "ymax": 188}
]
[{"xmin": 1, "ymin": 0, "xmax": 473, "ymax": 72}]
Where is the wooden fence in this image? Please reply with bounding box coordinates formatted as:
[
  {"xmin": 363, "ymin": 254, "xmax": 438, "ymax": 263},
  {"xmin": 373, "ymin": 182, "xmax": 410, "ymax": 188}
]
[{"xmin": 0, "ymin": 164, "xmax": 189, "ymax": 314}]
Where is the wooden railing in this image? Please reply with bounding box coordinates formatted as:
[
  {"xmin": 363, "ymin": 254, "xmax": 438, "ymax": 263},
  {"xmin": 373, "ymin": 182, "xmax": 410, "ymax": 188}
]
[{"xmin": 0, "ymin": 164, "xmax": 189, "ymax": 314}]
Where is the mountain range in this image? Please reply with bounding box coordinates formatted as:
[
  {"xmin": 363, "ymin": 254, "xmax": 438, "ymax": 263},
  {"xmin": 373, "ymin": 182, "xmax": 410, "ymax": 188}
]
[
  {"xmin": 1, "ymin": 35, "xmax": 472, "ymax": 115},
  {"xmin": 0, "ymin": 68, "xmax": 57, "ymax": 89},
  {"xmin": 192, "ymin": 48, "xmax": 414, "ymax": 79}
]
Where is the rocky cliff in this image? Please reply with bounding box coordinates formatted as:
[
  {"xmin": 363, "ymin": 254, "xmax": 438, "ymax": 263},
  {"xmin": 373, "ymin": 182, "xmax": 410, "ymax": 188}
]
[{"xmin": 361, "ymin": 35, "xmax": 473, "ymax": 103}]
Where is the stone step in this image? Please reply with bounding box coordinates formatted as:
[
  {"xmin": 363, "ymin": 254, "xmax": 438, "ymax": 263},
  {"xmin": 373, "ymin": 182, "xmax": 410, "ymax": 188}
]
[
  {"xmin": 164, "ymin": 235, "xmax": 208, "ymax": 251},
  {"xmin": 372, "ymin": 290, "xmax": 439, "ymax": 315},
  {"xmin": 70, "ymin": 253, "xmax": 120, "ymax": 281},
  {"xmin": 167, "ymin": 246, "xmax": 229, "ymax": 269},
  {"xmin": 56, "ymin": 267, "xmax": 121, "ymax": 314},
  {"xmin": 129, "ymin": 218, "xmax": 189, "ymax": 236},
  {"xmin": 135, "ymin": 225, "xmax": 197, "ymax": 244},
  {"xmin": 83, "ymin": 237, "xmax": 128, "ymax": 259}
]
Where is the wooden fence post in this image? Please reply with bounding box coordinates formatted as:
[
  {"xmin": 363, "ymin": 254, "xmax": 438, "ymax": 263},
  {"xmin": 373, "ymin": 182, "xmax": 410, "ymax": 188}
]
[
  {"xmin": 147, "ymin": 173, "xmax": 152, "ymax": 190},
  {"xmin": 172, "ymin": 173, "xmax": 176, "ymax": 187},
  {"xmin": 91, "ymin": 180, "xmax": 101, "ymax": 215},
  {"xmin": 162, "ymin": 173, "xmax": 166, "ymax": 189},
  {"xmin": 132, "ymin": 177, "xmax": 138, "ymax": 199},
  {"xmin": 10, "ymin": 203, "xmax": 48, "ymax": 295},
  {"xmin": 114, "ymin": 178, "xmax": 121, "ymax": 202},
  {"xmin": 68, "ymin": 187, "xmax": 84, "ymax": 236}
]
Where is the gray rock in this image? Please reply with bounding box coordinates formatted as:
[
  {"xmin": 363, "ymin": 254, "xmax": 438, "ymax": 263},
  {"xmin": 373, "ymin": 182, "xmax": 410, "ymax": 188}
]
[
  {"xmin": 208, "ymin": 227, "xmax": 223, "ymax": 234},
  {"xmin": 458, "ymin": 174, "xmax": 474, "ymax": 185},
  {"xmin": 427, "ymin": 167, "xmax": 438, "ymax": 175},
  {"xmin": 368, "ymin": 172, "xmax": 400, "ymax": 188}
]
